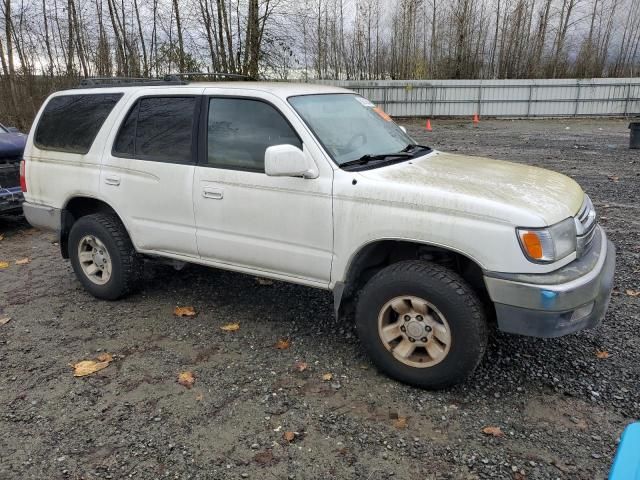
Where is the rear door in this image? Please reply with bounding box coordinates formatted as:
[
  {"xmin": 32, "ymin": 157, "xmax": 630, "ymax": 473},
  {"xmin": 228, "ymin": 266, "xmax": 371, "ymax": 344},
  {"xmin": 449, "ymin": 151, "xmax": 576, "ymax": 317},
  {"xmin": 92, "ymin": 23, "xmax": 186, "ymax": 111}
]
[{"xmin": 100, "ymin": 89, "xmax": 202, "ymax": 257}]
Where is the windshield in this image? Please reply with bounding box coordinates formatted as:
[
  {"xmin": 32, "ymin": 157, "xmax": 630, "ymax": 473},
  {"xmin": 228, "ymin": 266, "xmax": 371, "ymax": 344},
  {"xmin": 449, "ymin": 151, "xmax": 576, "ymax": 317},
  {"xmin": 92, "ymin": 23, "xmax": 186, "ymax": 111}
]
[
  {"xmin": 0, "ymin": 124, "xmax": 7, "ymax": 133},
  {"xmin": 289, "ymin": 93, "xmax": 418, "ymax": 166}
]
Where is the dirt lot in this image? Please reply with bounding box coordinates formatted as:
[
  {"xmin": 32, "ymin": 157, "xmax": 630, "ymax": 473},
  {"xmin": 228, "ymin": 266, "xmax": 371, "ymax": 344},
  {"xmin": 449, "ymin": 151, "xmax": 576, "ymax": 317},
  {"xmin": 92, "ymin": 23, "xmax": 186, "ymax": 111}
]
[{"xmin": 1, "ymin": 118, "xmax": 638, "ymax": 480}]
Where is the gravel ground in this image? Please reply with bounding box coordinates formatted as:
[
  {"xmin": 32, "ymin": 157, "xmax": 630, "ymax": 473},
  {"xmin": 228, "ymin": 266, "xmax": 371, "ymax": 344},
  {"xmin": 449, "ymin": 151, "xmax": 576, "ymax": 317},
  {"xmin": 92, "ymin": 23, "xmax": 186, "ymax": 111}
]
[{"xmin": 1, "ymin": 118, "xmax": 638, "ymax": 480}]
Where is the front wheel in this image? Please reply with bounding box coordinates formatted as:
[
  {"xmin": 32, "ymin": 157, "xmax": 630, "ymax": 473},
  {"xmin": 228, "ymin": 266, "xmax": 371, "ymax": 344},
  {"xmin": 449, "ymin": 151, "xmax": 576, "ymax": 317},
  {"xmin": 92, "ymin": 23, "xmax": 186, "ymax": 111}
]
[{"xmin": 355, "ymin": 260, "xmax": 488, "ymax": 389}]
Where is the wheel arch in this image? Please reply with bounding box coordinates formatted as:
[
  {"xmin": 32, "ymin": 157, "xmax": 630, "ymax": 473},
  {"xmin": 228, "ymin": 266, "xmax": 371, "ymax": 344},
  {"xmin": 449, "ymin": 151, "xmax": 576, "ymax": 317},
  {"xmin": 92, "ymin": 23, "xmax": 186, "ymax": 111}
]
[
  {"xmin": 60, "ymin": 195, "xmax": 132, "ymax": 259},
  {"xmin": 335, "ymin": 238, "xmax": 491, "ymax": 319}
]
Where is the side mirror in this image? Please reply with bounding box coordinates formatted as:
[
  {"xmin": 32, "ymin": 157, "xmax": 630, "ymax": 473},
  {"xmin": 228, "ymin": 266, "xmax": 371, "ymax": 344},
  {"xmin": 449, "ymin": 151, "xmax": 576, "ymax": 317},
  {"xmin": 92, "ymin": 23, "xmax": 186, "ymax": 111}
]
[
  {"xmin": 265, "ymin": 144, "xmax": 318, "ymax": 179},
  {"xmin": 399, "ymin": 126, "xmax": 407, "ymax": 133},
  {"xmin": 6, "ymin": 126, "xmax": 20, "ymax": 133}
]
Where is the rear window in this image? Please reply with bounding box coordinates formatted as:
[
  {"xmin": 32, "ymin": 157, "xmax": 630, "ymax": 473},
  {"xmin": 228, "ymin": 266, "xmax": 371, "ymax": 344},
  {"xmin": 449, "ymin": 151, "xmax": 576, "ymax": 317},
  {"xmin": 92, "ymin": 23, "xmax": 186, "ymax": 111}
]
[{"xmin": 35, "ymin": 94, "xmax": 122, "ymax": 154}]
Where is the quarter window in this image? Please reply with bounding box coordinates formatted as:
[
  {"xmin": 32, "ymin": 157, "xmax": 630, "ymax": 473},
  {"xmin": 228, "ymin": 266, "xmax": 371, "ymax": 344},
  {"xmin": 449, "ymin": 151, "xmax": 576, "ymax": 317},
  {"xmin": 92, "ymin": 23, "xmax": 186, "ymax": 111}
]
[
  {"xmin": 206, "ymin": 98, "xmax": 301, "ymax": 172},
  {"xmin": 113, "ymin": 102, "xmax": 138, "ymax": 157},
  {"xmin": 35, "ymin": 94, "xmax": 122, "ymax": 154},
  {"xmin": 113, "ymin": 96, "xmax": 197, "ymax": 163}
]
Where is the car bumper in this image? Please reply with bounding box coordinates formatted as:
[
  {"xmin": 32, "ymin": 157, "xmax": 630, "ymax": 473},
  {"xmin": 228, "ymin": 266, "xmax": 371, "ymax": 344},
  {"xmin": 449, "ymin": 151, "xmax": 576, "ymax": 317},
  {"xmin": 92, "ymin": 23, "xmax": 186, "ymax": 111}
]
[
  {"xmin": 483, "ymin": 226, "xmax": 615, "ymax": 338},
  {"xmin": 22, "ymin": 201, "xmax": 62, "ymax": 232},
  {"xmin": 0, "ymin": 186, "xmax": 24, "ymax": 213}
]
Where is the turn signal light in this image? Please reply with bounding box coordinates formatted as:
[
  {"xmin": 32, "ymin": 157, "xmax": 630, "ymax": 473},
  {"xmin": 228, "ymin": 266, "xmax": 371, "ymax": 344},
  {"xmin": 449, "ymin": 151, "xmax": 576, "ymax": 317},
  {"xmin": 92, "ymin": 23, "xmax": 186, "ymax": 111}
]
[{"xmin": 521, "ymin": 232, "xmax": 543, "ymax": 259}]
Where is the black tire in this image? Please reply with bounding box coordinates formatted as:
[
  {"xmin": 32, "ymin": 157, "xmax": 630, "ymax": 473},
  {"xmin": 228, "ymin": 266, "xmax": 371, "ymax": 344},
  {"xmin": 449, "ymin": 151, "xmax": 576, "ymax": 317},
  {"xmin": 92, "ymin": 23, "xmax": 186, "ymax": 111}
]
[
  {"xmin": 355, "ymin": 260, "xmax": 488, "ymax": 389},
  {"xmin": 68, "ymin": 213, "xmax": 142, "ymax": 300}
]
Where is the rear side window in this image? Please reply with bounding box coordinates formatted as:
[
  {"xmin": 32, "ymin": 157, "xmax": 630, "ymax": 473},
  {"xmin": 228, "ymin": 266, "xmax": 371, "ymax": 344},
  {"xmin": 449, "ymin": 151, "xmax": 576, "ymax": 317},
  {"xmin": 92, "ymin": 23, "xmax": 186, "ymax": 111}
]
[
  {"xmin": 113, "ymin": 97, "xmax": 196, "ymax": 164},
  {"xmin": 35, "ymin": 94, "xmax": 122, "ymax": 154}
]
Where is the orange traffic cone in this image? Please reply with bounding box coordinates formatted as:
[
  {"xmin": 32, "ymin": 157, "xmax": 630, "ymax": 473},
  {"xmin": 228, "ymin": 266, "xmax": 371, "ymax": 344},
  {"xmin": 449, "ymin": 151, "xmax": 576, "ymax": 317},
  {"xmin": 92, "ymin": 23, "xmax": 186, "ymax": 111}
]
[
  {"xmin": 473, "ymin": 113, "xmax": 479, "ymax": 126},
  {"xmin": 426, "ymin": 119, "xmax": 433, "ymax": 131}
]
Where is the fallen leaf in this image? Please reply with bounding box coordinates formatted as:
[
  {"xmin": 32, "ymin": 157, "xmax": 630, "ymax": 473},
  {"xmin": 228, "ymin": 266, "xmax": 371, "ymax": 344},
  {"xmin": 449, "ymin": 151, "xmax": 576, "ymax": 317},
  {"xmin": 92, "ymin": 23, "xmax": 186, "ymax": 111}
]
[
  {"xmin": 0, "ymin": 316, "xmax": 11, "ymax": 326},
  {"xmin": 0, "ymin": 235, "xmax": 4, "ymax": 241},
  {"xmin": 255, "ymin": 277, "xmax": 274, "ymax": 286},
  {"xmin": 626, "ymin": 289, "xmax": 640, "ymax": 297},
  {"xmin": 275, "ymin": 338, "xmax": 291, "ymax": 350},
  {"xmin": 220, "ymin": 322, "xmax": 240, "ymax": 332},
  {"xmin": 393, "ymin": 416, "xmax": 408, "ymax": 429},
  {"xmin": 596, "ymin": 350, "xmax": 610, "ymax": 359},
  {"xmin": 482, "ymin": 426, "xmax": 505, "ymax": 437},
  {"xmin": 15, "ymin": 257, "xmax": 30, "ymax": 265},
  {"xmin": 321, "ymin": 373, "xmax": 333, "ymax": 381},
  {"xmin": 71, "ymin": 356, "xmax": 113, "ymax": 377},
  {"xmin": 294, "ymin": 361, "xmax": 308, "ymax": 372},
  {"xmin": 177, "ymin": 371, "xmax": 195, "ymax": 389},
  {"xmin": 195, "ymin": 391, "xmax": 204, "ymax": 401},
  {"xmin": 174, "ymin": 306, "xmax": 196, "ymax": 317},
  {"xmin": 608, "ymin": 175, "xmax": 619, "ymax": 182},
  {"xmin": 283, "ymin": 431, "xmax": 295, "ymax": 442},
  {"xmin": 0, "ymin": 261, "xmax": 9, "ymax": 269}
]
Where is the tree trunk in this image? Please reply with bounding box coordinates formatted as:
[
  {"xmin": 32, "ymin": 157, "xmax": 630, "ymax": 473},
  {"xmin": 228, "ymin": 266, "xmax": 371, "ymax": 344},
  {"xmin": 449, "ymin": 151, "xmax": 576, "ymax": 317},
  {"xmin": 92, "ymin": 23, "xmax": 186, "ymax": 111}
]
[{"xmin": 172, "ymin": 0, "xmax": 185, "ymax": 72}]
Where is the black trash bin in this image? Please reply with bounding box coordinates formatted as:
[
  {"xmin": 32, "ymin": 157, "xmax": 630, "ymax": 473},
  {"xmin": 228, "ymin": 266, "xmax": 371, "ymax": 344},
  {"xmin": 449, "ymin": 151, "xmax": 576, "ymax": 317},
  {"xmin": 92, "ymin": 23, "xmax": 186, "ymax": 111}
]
[{"xmin": 630, "ymin": 122, "xmax": 640, "ymax": 149}]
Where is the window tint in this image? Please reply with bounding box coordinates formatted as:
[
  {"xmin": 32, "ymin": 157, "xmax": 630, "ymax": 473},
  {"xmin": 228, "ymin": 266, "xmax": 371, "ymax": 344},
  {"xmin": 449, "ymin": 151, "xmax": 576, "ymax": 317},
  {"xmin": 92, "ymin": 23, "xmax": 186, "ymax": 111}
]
[
  {"xmin": 206, "ymin": 98, "xmax": 301, "ymax": 172},
  {"xmin": 136, "ymin": 97, "xmax": 195, "ymax": 163},
  {"xmin": 35, "ymin": 94, "xmax": 122, "ymax": 154},
  {"xmin": 113, "ymin": 102, "xmax": 138, "ymax": 157},
  {"xmin": 112, "ymin": 96, "xmax": 196, "ymax": 163}
]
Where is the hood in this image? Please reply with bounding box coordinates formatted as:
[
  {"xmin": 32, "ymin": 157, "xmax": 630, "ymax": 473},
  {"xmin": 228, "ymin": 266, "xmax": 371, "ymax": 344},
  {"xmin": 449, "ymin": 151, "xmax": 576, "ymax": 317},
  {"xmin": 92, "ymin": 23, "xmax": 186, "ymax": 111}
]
[
  {"xmin": 0, "ymin": 131, "xmax": 27, "ymax": 159},
  {"xmin": 358, "ymin": 151, "xmax": 584, "ymax": 227}
]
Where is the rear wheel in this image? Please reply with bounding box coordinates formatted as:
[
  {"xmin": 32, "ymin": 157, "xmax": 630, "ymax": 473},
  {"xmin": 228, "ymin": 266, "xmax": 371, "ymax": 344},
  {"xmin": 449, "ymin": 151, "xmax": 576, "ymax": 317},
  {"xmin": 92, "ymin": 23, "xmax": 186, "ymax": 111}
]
[
  {"xmin": 355, "ymin": 260, "xmax": 488, "ymax": 389},
  {"xmin": 68, "ymin": 213, "xmax": 141, "ymax": 300}
]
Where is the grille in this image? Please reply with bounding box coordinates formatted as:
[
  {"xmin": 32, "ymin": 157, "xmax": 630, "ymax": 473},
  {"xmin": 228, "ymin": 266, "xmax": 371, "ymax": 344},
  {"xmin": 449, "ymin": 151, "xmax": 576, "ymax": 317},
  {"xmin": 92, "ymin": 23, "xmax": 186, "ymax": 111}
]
[{"xmin": 575, "ymin": 195, "xmax": 597, "ymax": 258}]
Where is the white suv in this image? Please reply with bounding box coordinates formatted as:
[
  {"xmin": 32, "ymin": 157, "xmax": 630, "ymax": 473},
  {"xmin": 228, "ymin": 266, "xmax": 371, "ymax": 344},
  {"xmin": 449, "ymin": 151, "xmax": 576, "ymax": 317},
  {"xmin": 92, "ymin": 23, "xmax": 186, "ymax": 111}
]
[{"xmin": 21, "ymin": 79, "xmax": 615, "ymax": 388}]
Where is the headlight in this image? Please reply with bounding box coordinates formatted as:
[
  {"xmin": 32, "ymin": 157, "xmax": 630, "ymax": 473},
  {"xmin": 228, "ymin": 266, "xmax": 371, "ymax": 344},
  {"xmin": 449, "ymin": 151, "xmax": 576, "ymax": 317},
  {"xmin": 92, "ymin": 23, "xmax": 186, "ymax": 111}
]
[{"xmin": 517, "ymin": 217, "xmax": 577, "ymax": 263}]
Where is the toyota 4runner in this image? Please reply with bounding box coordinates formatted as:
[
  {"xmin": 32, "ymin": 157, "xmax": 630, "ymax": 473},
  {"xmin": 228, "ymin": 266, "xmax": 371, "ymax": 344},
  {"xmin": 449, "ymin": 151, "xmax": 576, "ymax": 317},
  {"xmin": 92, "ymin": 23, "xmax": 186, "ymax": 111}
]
[{"xmin": 21, "ymin": 79, "xmax": 615, "ymax": 388}]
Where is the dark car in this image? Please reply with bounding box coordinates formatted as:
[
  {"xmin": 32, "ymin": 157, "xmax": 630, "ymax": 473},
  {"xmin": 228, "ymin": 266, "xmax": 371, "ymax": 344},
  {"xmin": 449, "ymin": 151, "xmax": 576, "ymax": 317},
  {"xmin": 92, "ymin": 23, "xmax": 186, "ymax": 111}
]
[{"xmin": 0, "ymin": 122, "xmax": 26, "ymax": 213}]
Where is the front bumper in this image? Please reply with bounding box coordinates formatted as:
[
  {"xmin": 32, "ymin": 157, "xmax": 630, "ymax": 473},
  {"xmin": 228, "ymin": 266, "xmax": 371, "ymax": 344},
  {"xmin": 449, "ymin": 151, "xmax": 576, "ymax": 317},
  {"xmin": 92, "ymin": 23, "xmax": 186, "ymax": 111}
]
[{"xmin": 484, "ymin": 226, "xmax": 615, "ymax": 338}]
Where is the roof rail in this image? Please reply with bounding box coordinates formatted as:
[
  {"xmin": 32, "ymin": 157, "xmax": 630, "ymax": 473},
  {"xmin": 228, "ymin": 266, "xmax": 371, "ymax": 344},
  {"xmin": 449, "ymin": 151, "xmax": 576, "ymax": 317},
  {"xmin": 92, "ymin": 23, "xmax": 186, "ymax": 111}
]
[
  {"xmin": 77, "ymin": 77, "xmax": 186, "ymax": 88},
  {"xmin": 163, "ymin": 72, "xmax": 251, "ymax": 82}
]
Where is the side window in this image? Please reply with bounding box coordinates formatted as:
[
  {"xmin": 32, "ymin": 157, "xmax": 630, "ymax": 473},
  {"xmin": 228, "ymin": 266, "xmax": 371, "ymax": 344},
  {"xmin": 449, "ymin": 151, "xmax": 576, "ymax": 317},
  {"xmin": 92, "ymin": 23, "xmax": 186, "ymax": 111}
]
[
  {"xmin": 35, "ymin": 94, "xmax": 122, "ymax": 154},
  {"xmin": 113, "ymin": 102, "xmax": 138, "ymax": 157},
  {"xmin": 206, "ymin": 98, "xmax": 302, "ymax": 172},
  {"xmin": 112, "ymin": 96, "xmax": 196, "ymax": 164}
]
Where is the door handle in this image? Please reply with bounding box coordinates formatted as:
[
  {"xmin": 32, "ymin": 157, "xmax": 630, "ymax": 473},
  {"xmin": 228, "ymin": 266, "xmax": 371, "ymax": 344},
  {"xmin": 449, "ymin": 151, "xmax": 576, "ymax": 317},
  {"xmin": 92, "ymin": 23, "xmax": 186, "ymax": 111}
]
[
  {"xmin": 104, "ymin": 175, "xmax": 121, "ymax": 186},
  {"xmin": 202, "ymin": 187, "xmax": 223, "ymax": 200}
]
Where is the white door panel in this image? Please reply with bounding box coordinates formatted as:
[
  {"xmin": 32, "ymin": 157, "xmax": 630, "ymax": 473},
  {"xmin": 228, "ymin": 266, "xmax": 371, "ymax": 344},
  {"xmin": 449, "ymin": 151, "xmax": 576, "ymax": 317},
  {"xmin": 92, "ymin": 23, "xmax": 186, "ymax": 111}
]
[
  {"xmin": 194, "ymin": 168, "xmax": 333, "ymax": 282},
  {"xmin": 101, "ymin": 159, "xmax": 197, "ymax": 255}
]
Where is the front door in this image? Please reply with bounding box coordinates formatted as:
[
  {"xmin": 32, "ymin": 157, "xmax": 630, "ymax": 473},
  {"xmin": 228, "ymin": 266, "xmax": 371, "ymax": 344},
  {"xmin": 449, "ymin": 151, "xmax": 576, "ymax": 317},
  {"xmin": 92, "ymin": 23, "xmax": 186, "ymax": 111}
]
[{"xmin": 192, "ymin": 92, "xmax": 334, "ymax": 286}]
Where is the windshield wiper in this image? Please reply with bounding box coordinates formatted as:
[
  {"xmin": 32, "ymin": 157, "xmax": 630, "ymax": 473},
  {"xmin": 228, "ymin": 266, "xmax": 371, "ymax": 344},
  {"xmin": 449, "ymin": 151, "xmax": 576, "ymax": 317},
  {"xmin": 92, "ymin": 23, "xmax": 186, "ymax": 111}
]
[
  {"xmin": 400, "ymin": 143, "xmax": 431, "ymax": 154},
  {"xmin": 340, "ymin": 152, "xmax": 412, "ymax": 169}
]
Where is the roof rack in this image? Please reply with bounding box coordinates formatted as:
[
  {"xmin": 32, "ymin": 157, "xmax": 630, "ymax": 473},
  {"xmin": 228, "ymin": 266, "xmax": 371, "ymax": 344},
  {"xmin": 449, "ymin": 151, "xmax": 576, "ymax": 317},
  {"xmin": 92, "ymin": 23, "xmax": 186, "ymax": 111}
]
[
  {"xmin": 77, "ymin": 77, "xmax": 186, "ymax": 88},
  {"xmin": 163, "ymin": 72, "xmax": 251, "ymax": 82}
]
